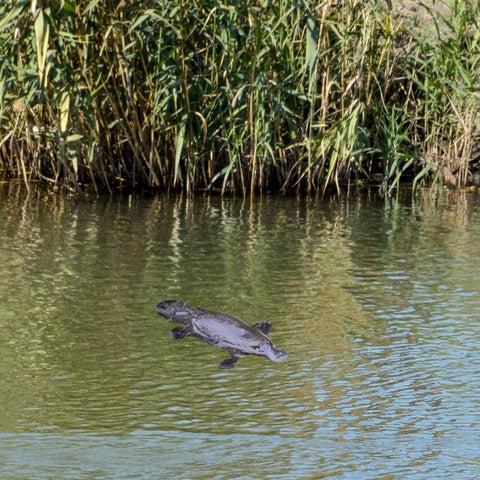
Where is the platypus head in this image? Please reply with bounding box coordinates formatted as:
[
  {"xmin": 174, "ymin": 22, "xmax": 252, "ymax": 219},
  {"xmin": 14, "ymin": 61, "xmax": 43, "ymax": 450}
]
[
  {"xmin": 155, "ymin": 300, "xmax": 198, "ymax": 324},
  {"xmin": 255, "ymin": 340, "xmax": 287, "ymax": 363}
]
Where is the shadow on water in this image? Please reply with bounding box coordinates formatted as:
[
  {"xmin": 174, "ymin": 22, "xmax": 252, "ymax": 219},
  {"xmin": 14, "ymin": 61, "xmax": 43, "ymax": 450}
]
[{"xmin": 1, "ymin": 183, "xmax": 480, "ymax": 478}]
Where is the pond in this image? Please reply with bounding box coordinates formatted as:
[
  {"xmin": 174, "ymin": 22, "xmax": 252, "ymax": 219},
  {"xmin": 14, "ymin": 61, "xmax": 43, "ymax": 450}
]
[{"xmin": 1, "ymin": 183, "xmax": 479, "ymax": 478}]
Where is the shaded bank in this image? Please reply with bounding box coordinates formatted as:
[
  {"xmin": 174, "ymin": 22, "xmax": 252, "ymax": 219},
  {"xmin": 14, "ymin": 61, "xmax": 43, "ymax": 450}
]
[{"xmin": 0, "ymin": 0, "xmax": 479, "ymax": 194}]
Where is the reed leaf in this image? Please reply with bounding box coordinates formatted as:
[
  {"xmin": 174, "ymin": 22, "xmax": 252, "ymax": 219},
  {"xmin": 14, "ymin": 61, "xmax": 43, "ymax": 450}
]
[{"xmin": 33, "ymin": 8, "xmax": 50, "ymax": 87}]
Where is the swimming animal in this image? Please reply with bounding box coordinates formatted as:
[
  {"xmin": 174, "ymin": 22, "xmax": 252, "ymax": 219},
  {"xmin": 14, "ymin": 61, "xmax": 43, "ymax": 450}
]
[{"xmin": 155, "ymin": 300, "xmax": 287, "ymax": 369}]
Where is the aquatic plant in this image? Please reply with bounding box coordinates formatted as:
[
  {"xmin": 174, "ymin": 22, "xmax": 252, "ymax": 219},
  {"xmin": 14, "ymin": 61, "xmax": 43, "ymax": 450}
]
[{"xmin": 0, "ymin": 0, "xmax": 478, "ymax": 195}]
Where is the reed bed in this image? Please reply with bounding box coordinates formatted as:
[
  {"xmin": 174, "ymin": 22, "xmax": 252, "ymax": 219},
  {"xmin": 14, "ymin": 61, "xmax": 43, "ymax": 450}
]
[{"xmin": 0, "ymin": 0, "xmax": 479, "ymax": 194}]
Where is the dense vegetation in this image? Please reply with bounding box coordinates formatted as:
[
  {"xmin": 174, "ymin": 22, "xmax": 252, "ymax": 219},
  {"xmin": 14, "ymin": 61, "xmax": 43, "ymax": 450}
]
[{"xmin": 0, "ymin": 0, "xmax": 479, "ymax": 194}]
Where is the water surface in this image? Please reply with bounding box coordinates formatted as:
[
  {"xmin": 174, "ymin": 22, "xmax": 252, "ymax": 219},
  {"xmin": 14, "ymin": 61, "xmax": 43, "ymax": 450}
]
[{"xmin": 1, "ymin": 184, "xmax": 479, "ymax": 478}]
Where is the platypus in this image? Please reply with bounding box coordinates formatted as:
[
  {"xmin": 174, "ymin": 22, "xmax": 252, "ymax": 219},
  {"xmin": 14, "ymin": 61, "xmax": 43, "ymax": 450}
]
[{"xmin": 155, "ymin": 300, "xmax": 287, "ymax": 369}]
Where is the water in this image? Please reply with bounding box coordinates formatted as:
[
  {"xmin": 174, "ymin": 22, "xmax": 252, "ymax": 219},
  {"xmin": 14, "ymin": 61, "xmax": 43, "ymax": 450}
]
[{"xmin": 1, "ymin": 183, "xmax": 479, "ymax": 479}]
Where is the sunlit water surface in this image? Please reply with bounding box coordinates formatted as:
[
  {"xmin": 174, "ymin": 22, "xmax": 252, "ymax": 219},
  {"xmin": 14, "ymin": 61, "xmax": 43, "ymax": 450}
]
[{"xmin": 1, "ymin": 184, "xmax": 479, "ymax": 479}]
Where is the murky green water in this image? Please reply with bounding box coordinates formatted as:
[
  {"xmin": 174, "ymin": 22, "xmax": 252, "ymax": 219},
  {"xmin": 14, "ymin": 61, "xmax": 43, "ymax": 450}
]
[{"xmin": 1, "ymin": 183, "xmax": 479, "ymax": 478}]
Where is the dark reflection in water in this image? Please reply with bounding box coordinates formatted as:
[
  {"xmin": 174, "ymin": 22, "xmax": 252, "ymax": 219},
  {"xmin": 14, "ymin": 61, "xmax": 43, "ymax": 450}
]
[{"xmin": 1, "ymin": 183, "xmax": 480, "ymax": 478}]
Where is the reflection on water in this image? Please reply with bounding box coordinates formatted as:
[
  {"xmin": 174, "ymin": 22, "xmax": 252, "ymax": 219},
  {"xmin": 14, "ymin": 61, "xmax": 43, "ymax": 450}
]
[{"xmin": 1, "ymin": 183, "xmax": 480, "ymax": 478}]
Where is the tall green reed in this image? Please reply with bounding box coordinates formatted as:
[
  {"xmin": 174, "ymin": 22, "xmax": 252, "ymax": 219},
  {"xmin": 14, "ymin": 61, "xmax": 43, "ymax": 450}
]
[
  {"xmin": 0, "ymin": 0, "xmax": 478, "ymax": 195},
  {"xmin": 403, "ymin": 0, "xmax": 480, "ymax": 191}
]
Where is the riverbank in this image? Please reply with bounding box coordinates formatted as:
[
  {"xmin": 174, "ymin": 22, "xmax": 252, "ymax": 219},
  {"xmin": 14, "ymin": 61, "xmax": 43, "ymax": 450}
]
[{"xmin": 0, "ymin": 0, "xmax": 479, "ymax": 195}]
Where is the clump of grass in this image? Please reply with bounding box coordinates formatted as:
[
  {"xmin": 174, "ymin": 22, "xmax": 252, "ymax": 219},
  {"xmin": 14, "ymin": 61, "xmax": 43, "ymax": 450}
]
[
  {"xmin": 405, "ymin": 0, "xmax": 480, "ymax": 191},
  {"xmin": 0, "ymin": 0, "xmax": 478, "ymax": 195}
]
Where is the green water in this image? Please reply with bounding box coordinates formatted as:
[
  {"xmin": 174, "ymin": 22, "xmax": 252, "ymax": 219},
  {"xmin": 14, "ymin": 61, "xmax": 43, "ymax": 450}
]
[{"xmin": 1, "ymin": 183, "xmax": 480, "ymax": 478}]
